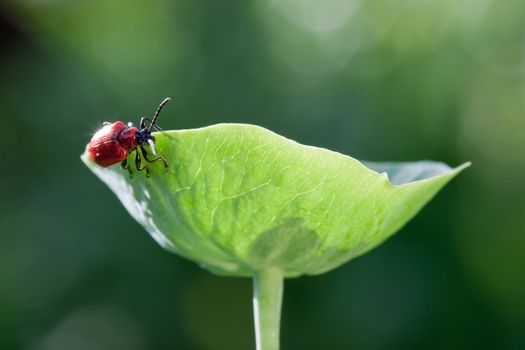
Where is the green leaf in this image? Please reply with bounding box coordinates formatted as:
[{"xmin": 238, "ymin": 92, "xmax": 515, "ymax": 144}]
[{"xmin": 81, "ymin": 123, "xmax": 469, "ymax": 278}]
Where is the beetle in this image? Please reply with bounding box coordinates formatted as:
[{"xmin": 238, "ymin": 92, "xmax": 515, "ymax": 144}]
[{"xmin": 88, "ymin": 97, "xmax": 170, "ymax": 177}]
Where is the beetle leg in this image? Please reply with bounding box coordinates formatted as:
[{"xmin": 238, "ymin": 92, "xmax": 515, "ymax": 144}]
[
  {"xmin": 121, "ymin": 158, "xmax": 133, "ymax": 178},
  {"xmin": 140, "ymin": 116, "xmax": 147, "ymax": 129},
  {"xmin": 140, "ymin": 117, "xmax": 163, "ymax": 131},
  {"xmin": 140, "ymin": 145, "xmax": 169, "ymax": 171},
  {"xmin": 134, "ymin": 148, "xmax": 150, "ymax": 177}
]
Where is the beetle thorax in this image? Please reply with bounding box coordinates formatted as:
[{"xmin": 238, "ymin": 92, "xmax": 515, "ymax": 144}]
[{"xmin": 117, "ymin": 125, "xmax": 139, "ymax": 150}]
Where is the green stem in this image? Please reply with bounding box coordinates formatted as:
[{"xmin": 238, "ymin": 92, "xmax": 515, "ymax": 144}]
[{"xmin": 253, "ymin": 268, "xmax": 284, "ymax": 350}]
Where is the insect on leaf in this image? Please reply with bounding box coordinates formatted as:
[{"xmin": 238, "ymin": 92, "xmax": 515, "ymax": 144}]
[{"xmin": 81, "ymin": 123, "xmax": 469, "ymax": 277}]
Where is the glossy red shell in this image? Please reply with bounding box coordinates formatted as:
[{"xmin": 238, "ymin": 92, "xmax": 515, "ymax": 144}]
[{"xmin": 88, "ymin": 121, "xmax": 138, "ymax": 167}]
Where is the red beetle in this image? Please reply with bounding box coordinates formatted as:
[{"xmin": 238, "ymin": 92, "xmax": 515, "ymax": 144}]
[{"xmin": 88, "ymin": 98, "xmax": 170, "ymax": 177}]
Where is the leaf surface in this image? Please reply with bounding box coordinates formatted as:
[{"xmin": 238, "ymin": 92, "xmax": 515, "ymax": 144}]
[{"xmin": 82, "ymin": 124, "xmax": 469, "ymax": 277}]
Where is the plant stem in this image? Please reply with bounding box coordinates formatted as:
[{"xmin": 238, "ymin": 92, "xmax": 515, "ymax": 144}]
[{"xmin": 253, "ymin": 268, "xmax": 284, "ymax": 350}]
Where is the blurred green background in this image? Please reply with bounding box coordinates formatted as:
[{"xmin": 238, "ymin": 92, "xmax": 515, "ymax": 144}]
[{"xmin": 0, "ymin": 0, "xmax": 524, "ymax": 349}]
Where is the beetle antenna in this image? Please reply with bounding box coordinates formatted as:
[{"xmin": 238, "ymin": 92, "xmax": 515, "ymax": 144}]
[{"xmin": 149, "ymin": 97, "xmax": 171, "ymax": 132}]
